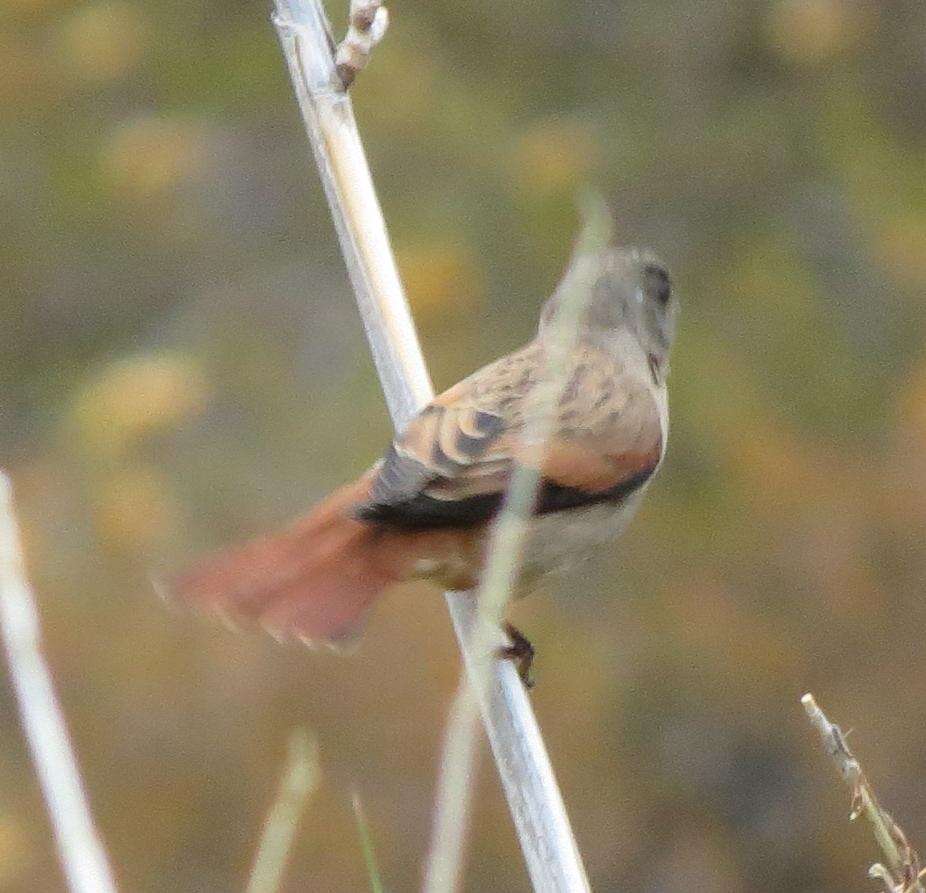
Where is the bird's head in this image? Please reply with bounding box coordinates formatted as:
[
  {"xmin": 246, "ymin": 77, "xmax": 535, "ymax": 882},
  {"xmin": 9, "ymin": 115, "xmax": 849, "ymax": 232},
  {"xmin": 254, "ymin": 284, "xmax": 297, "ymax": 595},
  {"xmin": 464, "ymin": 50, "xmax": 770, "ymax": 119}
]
[{"xmin": 539, "ymin": 246, "xmax": 678, "ymax": 378}]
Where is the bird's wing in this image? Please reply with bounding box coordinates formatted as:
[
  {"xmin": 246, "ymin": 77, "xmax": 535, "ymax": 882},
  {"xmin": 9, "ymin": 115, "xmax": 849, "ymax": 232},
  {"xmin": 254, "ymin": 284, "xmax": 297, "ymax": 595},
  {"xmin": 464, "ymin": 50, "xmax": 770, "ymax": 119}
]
[{"xmin": 354, "ymin": 342, "xmax": 664, "ymax": 528}]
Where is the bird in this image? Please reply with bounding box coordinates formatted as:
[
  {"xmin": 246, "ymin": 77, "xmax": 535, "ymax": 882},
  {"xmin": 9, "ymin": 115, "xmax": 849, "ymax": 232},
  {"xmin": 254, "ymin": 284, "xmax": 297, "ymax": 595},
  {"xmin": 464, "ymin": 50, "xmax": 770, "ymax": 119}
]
[{"xmin": 172, "ymin": 246, "xmax": 677, "ymax": 682}]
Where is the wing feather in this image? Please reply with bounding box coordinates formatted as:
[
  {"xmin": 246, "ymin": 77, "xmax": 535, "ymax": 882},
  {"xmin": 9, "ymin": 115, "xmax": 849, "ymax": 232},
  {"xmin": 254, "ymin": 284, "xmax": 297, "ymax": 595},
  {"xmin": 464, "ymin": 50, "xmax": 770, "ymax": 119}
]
[{"xmin": 355, "ymin": 342, "xmax": 664, "ymax": 528}]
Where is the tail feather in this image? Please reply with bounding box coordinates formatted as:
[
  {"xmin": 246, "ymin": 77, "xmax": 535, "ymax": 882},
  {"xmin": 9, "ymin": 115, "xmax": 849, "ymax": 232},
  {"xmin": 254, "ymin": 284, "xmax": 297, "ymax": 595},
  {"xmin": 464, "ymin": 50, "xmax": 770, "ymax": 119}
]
[{"xmin": 172, "ymin": 476, "xmax": 412, "ymax": 645}]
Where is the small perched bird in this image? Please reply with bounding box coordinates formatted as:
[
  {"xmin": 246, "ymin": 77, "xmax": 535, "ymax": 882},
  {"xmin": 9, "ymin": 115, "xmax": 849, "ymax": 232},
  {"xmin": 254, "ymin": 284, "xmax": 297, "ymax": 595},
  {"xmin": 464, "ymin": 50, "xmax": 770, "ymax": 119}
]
[{"xmin": 174, "ymin": 247, "xmax": 677, "ymax": 678}]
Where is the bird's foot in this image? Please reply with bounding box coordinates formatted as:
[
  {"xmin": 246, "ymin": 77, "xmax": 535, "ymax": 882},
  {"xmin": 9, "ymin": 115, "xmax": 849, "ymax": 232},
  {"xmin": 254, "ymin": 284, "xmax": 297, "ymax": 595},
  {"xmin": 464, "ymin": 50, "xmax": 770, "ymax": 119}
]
[{"xmin": 498, "ymin": 621, "xmax": 535, "ymax": 689}]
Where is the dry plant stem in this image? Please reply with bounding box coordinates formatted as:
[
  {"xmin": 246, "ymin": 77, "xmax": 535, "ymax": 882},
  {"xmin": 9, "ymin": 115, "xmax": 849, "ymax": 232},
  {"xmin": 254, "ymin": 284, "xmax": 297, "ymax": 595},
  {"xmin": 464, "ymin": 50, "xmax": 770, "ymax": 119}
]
[
  {"xmin": 0, "ymin": 473, "xmax": 118, "ymax": 893},
  {"xmin": 802, "ymin": 693, "xmax": 925, "ymax": 893},
  {"xmin": 274, "ymin": 0, "xmax": 432, "ymax": 424},
  {"xmin": 271, "ymin": 2, "xmax": 588, "ymax": 889},
  {"xmin": 246, "ymin": 728, "xmax": 319, "ymax": 893},
  {"xmin": 425, "ymin": 685, "xmax": 482, "ymax": 893},
  {"xmin": 423, "ymin": 210, "xmax": 608, "ymax": 893},
  {"xmin": 423, "ymin": 652, "xmax": 510, "ymax": 892}
]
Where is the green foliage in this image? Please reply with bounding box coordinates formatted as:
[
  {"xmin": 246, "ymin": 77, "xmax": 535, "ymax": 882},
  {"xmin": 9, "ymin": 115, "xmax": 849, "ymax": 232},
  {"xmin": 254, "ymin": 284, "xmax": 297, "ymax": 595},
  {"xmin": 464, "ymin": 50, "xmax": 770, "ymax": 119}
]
[{"xmin": 352, "ymin": 793, "xmax": 385, "ymax": 893}]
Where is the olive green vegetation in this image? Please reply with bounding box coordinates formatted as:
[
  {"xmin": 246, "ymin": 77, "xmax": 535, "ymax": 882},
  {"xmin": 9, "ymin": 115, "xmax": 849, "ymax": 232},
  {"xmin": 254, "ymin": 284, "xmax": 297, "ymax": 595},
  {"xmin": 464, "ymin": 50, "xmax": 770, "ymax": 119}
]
[{"xmin": 2, "ymin": 0, "xmax": 925, "ymax": 890}]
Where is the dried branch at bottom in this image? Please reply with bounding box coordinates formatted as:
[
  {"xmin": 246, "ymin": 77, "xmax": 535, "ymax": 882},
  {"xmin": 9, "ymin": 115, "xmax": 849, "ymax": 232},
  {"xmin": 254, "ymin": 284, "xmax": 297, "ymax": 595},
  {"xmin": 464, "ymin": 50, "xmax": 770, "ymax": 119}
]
[{"xmin": 802, "ymin": 693, "xmax": 925, "ymax": 893}]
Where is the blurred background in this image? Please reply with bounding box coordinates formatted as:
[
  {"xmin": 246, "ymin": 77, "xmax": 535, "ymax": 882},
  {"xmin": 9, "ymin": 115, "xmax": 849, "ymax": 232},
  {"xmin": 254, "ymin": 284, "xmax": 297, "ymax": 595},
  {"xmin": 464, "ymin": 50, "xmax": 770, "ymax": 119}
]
[{"xmin": 2, "ymin": 0, "xmax": 926, "ymax": 889}]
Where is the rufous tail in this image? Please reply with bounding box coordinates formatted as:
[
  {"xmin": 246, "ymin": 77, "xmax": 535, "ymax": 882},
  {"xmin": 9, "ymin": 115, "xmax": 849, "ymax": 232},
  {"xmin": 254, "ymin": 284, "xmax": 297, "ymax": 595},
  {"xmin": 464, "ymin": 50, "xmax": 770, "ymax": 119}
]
[{"xmin": 171, "ymin": 475, "xmax": 415, "ymax": 646}]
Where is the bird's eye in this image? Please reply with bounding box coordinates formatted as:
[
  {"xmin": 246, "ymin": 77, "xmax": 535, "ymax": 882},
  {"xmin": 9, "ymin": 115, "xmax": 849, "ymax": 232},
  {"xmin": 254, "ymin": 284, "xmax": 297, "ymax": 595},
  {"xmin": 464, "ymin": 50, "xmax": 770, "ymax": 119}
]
[{"xmin": 643, "ymin": 264, "xmax": 671, "ymax": 306}]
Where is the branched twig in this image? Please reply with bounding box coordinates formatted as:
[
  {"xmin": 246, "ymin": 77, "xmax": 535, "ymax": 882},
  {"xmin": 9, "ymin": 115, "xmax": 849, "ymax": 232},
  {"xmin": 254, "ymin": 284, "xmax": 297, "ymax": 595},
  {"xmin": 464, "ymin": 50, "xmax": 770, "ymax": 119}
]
[
  {"xmin": 0, "ymin": 472, "xmax": 118, "ymax": 893},
  {"xmin": 802, "ymin": 693, "xmax": 925, "ymax": 893},
  {"xmin": 335, "ymin": 0, "xmax": 389, "ymax": 88},
  {"xmin": 246, "ymin": 728, "xmax": 319, "ymax": 893},
  {"xmin": 271, "ymin": 2, "xmax": 589, "ymax": 889},
  {"xmin": 423, "ymin": 201, "xmax": 609, "ymax": 893}
]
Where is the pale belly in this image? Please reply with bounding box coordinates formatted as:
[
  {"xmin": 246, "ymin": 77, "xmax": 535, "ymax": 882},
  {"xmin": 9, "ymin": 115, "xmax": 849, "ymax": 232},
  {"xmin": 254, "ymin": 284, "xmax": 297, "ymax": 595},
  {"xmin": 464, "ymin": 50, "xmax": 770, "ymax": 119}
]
[
  {"xmin": 519, "ymin": 488, "xmax": 647, "ymax": 579},
  {"xmin": 412, "ymin": 489, "xmax": 647, "ymax": 593}
]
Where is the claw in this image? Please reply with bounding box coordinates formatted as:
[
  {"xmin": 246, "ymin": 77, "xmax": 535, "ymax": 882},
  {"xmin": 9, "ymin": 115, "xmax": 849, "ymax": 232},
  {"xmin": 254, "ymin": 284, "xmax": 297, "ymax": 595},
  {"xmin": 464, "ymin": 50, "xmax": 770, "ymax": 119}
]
[{"xmin": 497, "ymin": 621, "xmax": 535, "ymax": 689}]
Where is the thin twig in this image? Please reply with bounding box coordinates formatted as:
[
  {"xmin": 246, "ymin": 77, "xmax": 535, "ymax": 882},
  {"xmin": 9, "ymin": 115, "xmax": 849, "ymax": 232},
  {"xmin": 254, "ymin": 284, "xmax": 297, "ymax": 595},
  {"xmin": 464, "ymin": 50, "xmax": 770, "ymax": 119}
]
[
  {"xmin": 423, "ymin": 201, "xmax": 609, "ymax": 893},
  {"xmin": 271, "ymin": 2, "xmax": 589, "ymax": 889},
  {"xmin": 425, "ymin": 685, "xmax": 483, "ymax": 893},
  {"xmin": 351, "ymin": 791, "xmax": 386, "ymax": 893},
  {"xmin": 246, "ymin": 727, "xmax": 320, "ymax": 893},
  {"xmin": 0, "ymin": 472, "xmax": 118, "ymax": 893},
  {"xmin": 802, "ymin": 693, "xmax": 925, "ymax": 893}
]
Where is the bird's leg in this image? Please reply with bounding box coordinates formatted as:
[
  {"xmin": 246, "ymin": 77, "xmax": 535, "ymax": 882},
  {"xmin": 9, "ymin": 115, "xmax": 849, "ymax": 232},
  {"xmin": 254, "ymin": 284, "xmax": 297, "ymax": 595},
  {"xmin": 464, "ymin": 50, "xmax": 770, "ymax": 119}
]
[{"xmin": 498, "ymin": 621, "xmax": 535, "ymax": 689}]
